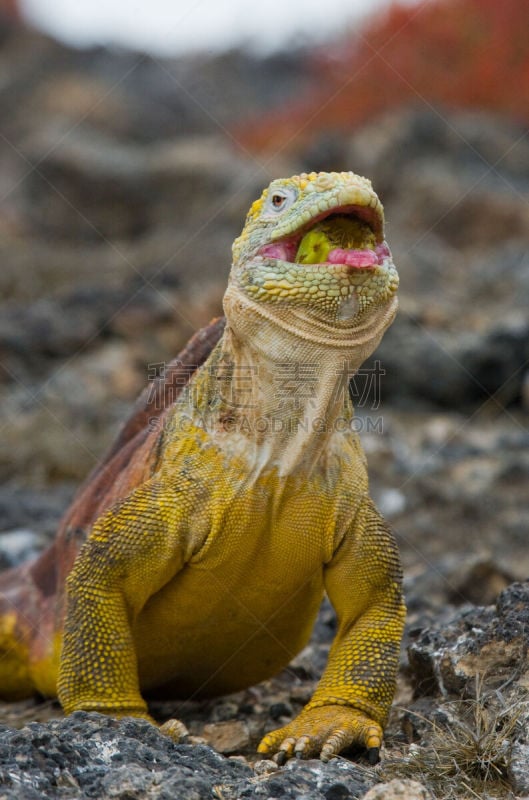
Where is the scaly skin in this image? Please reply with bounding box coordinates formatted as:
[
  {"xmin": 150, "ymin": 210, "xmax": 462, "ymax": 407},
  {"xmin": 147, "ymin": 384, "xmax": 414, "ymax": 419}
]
[{"xmin": 0, "ymin": 171, "xmax": 404, "ymax": 763}]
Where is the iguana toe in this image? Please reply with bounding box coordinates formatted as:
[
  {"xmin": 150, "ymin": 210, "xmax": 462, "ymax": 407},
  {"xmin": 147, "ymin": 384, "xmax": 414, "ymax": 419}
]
[{"xmin": 257, "ymin": 706, "xmax": 383, "ymax": 763}]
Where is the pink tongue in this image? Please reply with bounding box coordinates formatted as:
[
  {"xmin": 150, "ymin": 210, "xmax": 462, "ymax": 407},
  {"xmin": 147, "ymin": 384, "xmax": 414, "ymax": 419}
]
[
  {"xmin": 259, "ymin": 242, "xmax": 297, "ymax": 260},
  {"xmin": 376, "ymin": 242, "xmax": 390, "ymax": 260},
  {"xmin": 327, "ymin": 248, "xmax": 378, "ymax": 268}
]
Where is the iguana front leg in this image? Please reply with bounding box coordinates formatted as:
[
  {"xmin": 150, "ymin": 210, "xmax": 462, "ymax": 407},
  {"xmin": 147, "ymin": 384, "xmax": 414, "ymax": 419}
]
[
  {"xmin": 57, "ymin": 478, "xmax": 202, "ymax": 719},
  {"xmin": 258, "ymin": 497, "xmax": 405, "ymax": 763}
]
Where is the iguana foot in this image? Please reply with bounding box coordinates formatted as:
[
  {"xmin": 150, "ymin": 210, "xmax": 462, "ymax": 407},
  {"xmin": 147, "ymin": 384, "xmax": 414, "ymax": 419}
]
[{"xmin": 257, "ymin": 705, "xmax": 382, "ymax": 764}]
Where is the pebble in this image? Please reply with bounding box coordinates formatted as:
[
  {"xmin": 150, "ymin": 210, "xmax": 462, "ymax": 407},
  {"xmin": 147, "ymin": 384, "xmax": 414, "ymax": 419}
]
[
  {"xmin": 202, "ymin": 719, "xmax": 250, "ymax": 754},
  {"xmin": 363, "ymin": 779, "xmax": 433, "ymax": 799}
]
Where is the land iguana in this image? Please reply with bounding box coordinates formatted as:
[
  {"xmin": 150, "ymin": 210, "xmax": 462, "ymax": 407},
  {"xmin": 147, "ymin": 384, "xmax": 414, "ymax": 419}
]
[{"xmin": 0, "ymin": 171, "xmax": 405, "ymax": 764}]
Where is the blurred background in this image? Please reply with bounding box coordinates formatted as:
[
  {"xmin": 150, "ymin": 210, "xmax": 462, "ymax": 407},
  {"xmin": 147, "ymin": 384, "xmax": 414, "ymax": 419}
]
[{"xmin": 0, "ymin": 0, "xmax": 528, "ymax": 601}]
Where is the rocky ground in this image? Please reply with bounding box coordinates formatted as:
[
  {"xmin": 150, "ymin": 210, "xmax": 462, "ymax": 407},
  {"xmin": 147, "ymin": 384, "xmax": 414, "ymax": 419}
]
[{"xmin": 0, "ymin": 17, "xmax": 528, "ymax": 800}]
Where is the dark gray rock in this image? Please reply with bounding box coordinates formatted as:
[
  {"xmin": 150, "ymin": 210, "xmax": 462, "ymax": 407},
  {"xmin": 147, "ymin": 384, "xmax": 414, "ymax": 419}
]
[
  {"xmin": 0, "ymin": 484, "xmax": 73, "ymax": 540},
  {"xmin": 403, "ymin": 554, "xmax": 515, "ymax": 615},
  {"xmin": 347, "ymin": 108, "xmax": 529, "ymax": 202},
  {"xmin": 20, "ymin": 129, "xmax": 259, "ymax": 241},
  {"xmin": 245, "ymin": 758, "xmax": 373, "ymax": 799},
  {"xmin": 508, "ymin": 742, "xmax": 529, "ymax": 796},
  {"xmin": 0, "ymin": 713, "xmax": 375, "ymax": 800},
  {"xmin": 0, "ymin": 713, "xmax": 250, "ymax": 799},
  {"xmin": 366, "ymin": 314, "xmax": 529, "ymax": 410},
  {"xmin": 0, "ymin": 284, "xmax": 180, "ymax": 381},
  {"xmin": 408, "ymin": 581, "xmax": 529, "ymax": 698}
]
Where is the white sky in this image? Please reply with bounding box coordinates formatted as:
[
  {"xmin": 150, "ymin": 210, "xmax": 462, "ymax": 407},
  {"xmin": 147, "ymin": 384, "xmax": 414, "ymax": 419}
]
[{"xmin": 19, "ymin": 0, "xmax": 413, "ymax": 55}]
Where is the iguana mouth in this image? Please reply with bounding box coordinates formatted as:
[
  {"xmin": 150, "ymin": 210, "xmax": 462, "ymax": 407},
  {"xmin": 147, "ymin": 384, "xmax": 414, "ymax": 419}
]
[{"xmin": 258, "ymin": 206, "xmax": 389, "ymax": 270}]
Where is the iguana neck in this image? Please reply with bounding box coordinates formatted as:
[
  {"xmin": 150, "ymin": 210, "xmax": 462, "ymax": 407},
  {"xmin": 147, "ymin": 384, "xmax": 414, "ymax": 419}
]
[{"xmin": 185, "ymin": 288, "xmax": 397, "ymax": 475}]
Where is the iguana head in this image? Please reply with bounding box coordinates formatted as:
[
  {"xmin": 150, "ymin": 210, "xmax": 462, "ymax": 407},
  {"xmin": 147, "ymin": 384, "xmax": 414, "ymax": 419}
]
[{"xmin": 229, "ymin": 171, "xmax": 398, "ymax": 327}]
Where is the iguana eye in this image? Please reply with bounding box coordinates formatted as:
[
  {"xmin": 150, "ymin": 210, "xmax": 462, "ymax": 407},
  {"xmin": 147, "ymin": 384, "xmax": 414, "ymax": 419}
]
[{"xmin": 264, "ymin": 187, "xmax": 296, "ymax": 215}]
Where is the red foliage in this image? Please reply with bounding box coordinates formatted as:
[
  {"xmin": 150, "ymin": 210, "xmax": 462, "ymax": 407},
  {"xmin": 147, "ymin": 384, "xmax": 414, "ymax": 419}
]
[
  {"xmin": 0, "ymin": 0, "xmax": 20, "ymax": 20},
  {"xmin": 236, "ymin": 0, "xmax": 529, "ymax": 153}
]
